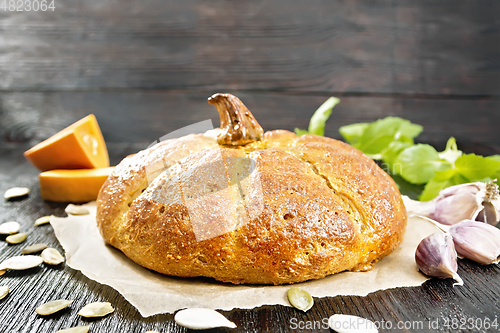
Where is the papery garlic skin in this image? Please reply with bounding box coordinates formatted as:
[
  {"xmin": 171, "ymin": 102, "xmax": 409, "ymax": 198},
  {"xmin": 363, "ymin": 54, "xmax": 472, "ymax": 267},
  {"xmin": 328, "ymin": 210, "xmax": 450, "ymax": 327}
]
[
  {"xmin": 429, "ymin": 183, "xmax": 484, "ymax": 225},
  {"xmin": 415, "ymin": 232, "xmax": 463, "ymax": 286},
  {"xmin": 476, "ymin": 181, "xmax": 500, "ymax": 226},
  {"xmin": 449, "ymin": 220, "xmax": 500, "ymax": 265},
  {"xmin": 476, "ymin": 201, "xmax": 498, "ymax": 225}
]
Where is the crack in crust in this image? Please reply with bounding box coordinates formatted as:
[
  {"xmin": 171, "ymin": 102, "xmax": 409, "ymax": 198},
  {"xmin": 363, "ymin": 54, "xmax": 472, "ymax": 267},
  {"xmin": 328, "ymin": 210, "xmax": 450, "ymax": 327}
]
[{"xmin": 292, "ymin": 152, "xmax": 366, "ymax": 239}]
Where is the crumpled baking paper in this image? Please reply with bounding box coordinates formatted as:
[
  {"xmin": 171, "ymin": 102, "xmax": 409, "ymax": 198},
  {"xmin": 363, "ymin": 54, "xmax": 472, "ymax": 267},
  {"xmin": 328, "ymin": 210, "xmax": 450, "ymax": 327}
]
[{"xmin": 51, "ymin": 202, "xmax": 437, "ymax": 317}]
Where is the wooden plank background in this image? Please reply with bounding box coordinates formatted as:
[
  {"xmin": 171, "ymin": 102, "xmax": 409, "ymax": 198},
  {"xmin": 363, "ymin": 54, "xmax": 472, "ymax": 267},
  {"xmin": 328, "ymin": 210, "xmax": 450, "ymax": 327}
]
[
  {"xmin": 2, "ymin": 92, "xmax": 500, "ymax": 156},
  {"xmin": 0, "ymin": 0, "xmax": 499, "ymax": 95},
  {"xmin": 1, "ymin": 0, "xmax": 499, "ymax": 152},
  {"xmin": 1, "ymin": 0, "xmax": 500, "ymax": 332}
]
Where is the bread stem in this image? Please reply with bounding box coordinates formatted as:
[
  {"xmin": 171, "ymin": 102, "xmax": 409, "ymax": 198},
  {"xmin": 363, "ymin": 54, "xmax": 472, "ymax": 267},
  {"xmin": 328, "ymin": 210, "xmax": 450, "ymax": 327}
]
[{"xmin": 208, "ymin": 93, "xmax": 264, "ymax": 146}]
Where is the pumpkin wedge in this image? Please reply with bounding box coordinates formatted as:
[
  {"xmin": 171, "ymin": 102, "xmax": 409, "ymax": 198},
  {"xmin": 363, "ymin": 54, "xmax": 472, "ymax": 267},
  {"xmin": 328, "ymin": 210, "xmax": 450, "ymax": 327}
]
[
  {"xmin": 24, "ymin": 114, "xmax": 109, "ymax": 171},
  {"xmin": 39, "ymin": 167, "xmax": 114, "ymax": 202}
]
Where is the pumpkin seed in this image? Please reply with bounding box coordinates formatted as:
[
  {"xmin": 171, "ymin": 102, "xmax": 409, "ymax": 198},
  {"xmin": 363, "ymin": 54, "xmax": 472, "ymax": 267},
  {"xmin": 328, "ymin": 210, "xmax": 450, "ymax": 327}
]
[
  {"xmin": 41, "ymin": 248, "xmax": 65, "ymax": 265},
  {"xmin": 0, "ymin": 285, "xmax": 9, "ymax": 300},
  {"xmin": 4, "ymin": 187, "xmax": 30, "ymax": 200},
  {"xmin": 0, "ymin": 221, "xmax": 20, "ymax": 235},
  {"xmin": 174, "ymin": 308, "xmax": 237, "ymax": 330},
  {"xmin": 22, "ymin": 243, "xmax": 48, "ymax": 254},
  {"xmin": 65, "ymin": 204, "xmax": 89, "ymax": 216},
  {"xmin": 0, "ymin": 255, "xmax": 43, "ymax": 270},
  {"xmin": 287, "ymin": 287, "xmax": 314, "ymax": 312},
  {"xmin": 78, "ymin": 302, "xmax": 114, "ymax": 318},
  {"xmin": 36, "ymin": 299, "xmax": 74, "ymax": 315},
  {"xmin": 34, "ymin": 216, "xmax": 51, "ymax": 226},
  {"xmin": 6, "ymin": 233, "xmax": 27, "ymax": 244},
  {"xmin": 56, "ymin": 326, "xmax": 90, "ymax": 333},
  {"xmin": 328, "ymin": 314, "xmax": 378, "ymax": 333}
]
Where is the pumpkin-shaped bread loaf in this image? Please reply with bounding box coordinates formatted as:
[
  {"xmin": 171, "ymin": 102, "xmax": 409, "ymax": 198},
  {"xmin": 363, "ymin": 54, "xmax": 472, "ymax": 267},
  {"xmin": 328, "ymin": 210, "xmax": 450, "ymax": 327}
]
[{"xmin": 96, "ymin": 94, "xmax": 406, "ymax": 285}]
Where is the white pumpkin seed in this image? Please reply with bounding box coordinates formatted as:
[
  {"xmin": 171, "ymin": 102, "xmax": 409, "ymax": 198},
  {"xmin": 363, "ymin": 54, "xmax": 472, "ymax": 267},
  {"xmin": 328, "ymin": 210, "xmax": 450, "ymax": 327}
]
[
  {"xmin": 287, "ymin": 287, "xmax": 314, "ymax": 312},
  {"xmin": 65, "ymin": 204, "xmax": 89, "ymax": 216},
  {"xmin": 6, "ymin": 233, "xmax": 27, "ymax": 244},
  {"xmin": 56, "ymin": 326, "xmax": 90, "ymax": 333},
  {"xmin": 34, "ymin": 216, "xmax": 51, "ymax": 226},
  {"xmin": 22, "ymin": 243, "xmax": 48, "ymax": 254},
  {"xmin": 36, "ymin": 299, "xmax": 73, "ymax": 315},
  {"xmin": 4, "ymin": 187, "xmax": 30, "ymax": 200},
  {"xmin": 0, "ymin": 285, "xmax": 9, "ymax": 300},
  {"xmin": 0, "ymin": 221, "xmax": 20, "ymax": 235},
  {"xmin": 78, "ymin": 302, "xmax": 114, "ymax": 318},
  {"xmin": 328, "ymin": 314, "xmax": 378, "ymax": 333},
  {"xmin": 41, "ymin": 248, "xmax": 65, "ymax": 265},
  {"xmin": 174, "ymin": 308, "xmax": 236, "ymax": 330},
  {"xmin": 0, "ymin": 255, "xmax": 43, "ymax": 270}
]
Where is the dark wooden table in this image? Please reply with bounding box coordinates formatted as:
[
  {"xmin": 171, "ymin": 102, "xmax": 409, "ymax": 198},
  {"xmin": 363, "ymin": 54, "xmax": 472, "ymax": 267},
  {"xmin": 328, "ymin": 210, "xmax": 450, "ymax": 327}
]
[{"xmin": 1, "ymin": 1, "xmax": 500, "ymax": 332}]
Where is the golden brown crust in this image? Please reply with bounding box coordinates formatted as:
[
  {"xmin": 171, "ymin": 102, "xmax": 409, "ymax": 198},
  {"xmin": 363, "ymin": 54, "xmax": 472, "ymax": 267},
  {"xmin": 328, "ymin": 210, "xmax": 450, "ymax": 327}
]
[{"xmin": 96, "ymin": 130, "xmax": 406, "ymax": 285}]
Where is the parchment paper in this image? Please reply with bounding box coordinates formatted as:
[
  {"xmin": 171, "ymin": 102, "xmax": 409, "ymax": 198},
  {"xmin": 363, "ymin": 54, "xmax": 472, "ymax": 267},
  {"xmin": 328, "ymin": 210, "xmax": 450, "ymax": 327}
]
[{"xmin": 51, "ymin": 202, "xmax": 437, "ymax": 317}]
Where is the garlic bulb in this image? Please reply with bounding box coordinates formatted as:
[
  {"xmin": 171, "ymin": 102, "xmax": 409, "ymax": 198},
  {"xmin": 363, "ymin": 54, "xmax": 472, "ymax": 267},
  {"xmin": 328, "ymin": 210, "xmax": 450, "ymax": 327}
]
[
  {"xmin": 449, "ymin": 220, "xmax": 500, "ymax": 265},
  {"xmin": 405, "ymin": 181, "xmax": 500, "ymax": 226},
  {"xmin": 415, "ymin": 232, "xmax": 463, "ymax": 286}
]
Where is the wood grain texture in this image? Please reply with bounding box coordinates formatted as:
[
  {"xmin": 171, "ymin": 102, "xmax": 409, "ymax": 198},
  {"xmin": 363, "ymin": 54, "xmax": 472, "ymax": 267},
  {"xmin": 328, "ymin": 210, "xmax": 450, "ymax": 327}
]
[
  {"xmin": 1, "ymin": 143, "xmax": 500, "ymax": 333},
  {"xmin": 0, "ymin": 0, "xmax": 498, "ymax": 95},
  {"xmin": 1, "ymin": 91, "xmax": 499, "ymax": 156},
  {"xmin": 1, "ymin": 0, "xmax": 500, "ymax": 331}
]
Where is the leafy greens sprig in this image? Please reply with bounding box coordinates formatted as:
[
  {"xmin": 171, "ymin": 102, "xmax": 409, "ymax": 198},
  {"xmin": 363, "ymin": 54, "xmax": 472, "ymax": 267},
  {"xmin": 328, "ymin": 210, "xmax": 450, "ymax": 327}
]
[
  {"xmin": 295, "ymin": 97, "xmax": 340, "ymax": 136},
  {"xmin": 295, "ymin": 97, "xmax": 500, "ymax": 201}
]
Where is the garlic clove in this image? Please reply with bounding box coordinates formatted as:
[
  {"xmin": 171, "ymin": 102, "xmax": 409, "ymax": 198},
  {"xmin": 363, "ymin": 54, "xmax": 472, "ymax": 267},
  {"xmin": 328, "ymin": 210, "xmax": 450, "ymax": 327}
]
[
  {"xmin": 438, "ymin": 182, "xmax": 482, "ymax": 198},
  {"xmin": 415, "ymin": 232, "xmax": 463, "ymax": 286},
  {"xmin": 449, "ymin": 220, "xmax": 500, "ymax": 265},
  {"xmin": 429, "ymin": 192, "xmax": 480, "ymax": 225}
]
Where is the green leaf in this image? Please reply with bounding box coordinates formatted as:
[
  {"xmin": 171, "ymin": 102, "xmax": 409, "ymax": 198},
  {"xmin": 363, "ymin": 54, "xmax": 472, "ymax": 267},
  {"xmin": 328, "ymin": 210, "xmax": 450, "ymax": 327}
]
[
  {"xmin": 446, "ymin": 137, "xmax": 458, "ymax": 150},
  {"xmin": 396, "ymin": 122, "xmax": 423, "ymax": 140},
  {"xmin": 390, "ymin": 174, "xmax": 425, "ymax": 200},
  {"xmin": 356, "ymin": 117, "xmax": 421, "ymax": 155},
  {"xmin": 438, "ymin": 137, "xmax": 463, "ymax": 164},
  {"xmin": 487, "ymin": 155, "xmax": 500, "ymax": 162},
  {"xmin": 487, "ymin": 155, "xmax": 500, "ymax": 183},
  {"xmin": 294, "ymin": 128, "xmax": 309, "ymax": 136},
  {"xmin": 394, "ymin": 144, "xmax": 452, "ymax": 184},
  {"xmin": 355, "ymin": 117, "xmax": 404, "ymax": 154},
  {"xmin": 419, "ymin": 169, "xmax": 467, "ymax": 201},
  {"xmin": 418, "ymin": 153, "xmax": 500, "ymax": 200},
  {"xmin": 420, "ymin": 179, "xmax": 452, "ymax": 201},
  {"xmin": 339, "ymin": 123, "xmax": 369, "ymax": 145},
  {"xmin": 380, "ymin": 141, "xmax": 413, "ymax": 174},
  {"xmin": 308, "ymin": 97, "xmax": 340, "ymax": 136},
  {"xmin": 295, "ymin": 97, "xmax": 340, "ymax": 136},
  {"xmin": 454, "ymin": 154, "xmax": 500, "ymax": 180}
]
